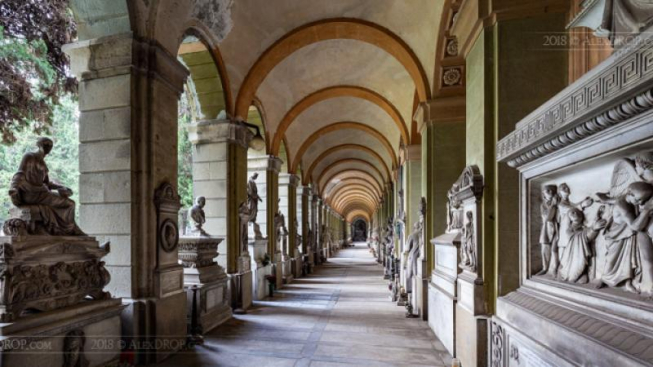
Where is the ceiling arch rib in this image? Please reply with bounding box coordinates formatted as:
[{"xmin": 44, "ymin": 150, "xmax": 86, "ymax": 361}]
[
  {"xmin": 324, "ymin": 178, "xmax": 382, "ymax": 202},
  {"xmin": 312, "ymin": 154, "xmax": 390, "ymax": 191},
  {"xmin": 333, "ymin": 192, "xmax": 377, "ymax": 212},
  {"xmin": 305, "ymin": 145, "xmax": 390, "ymax": 185},
  {"xmin": 235, "ymin": 18, "xmax": 431, "ymax": 120},
  {"xmin": 347, "ymin": 211, "xmax": 371, "ymax": 223},
  {"xmin": 327, "ymin": 183, "xmax": 380, "ymax": 207},
  {"xmin": 293, "ymin": 122, "xmax": 396, "ymax": 174},
  {"xmin": 312, "ymin": 159, "xmax": 387, "ymax": 187},
  {"xmin": 320, "ymin": 169, "xmax": 384, "ymax": 196},
  {"xmin": 342, "ymin": 202, "xmax": 375, "ymax": 217},
  {"xmin": 271, "ymin": 85, "xmax": 408, "ymax": 155}
]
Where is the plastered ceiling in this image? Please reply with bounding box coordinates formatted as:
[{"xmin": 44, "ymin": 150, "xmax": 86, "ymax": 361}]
[{"xmin": 213, "ymin": 0, "xmax": 444, "ymax": 218}]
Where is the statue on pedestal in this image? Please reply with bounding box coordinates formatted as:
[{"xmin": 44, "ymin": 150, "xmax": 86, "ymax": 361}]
[
  {"xmin": 6, "ymin": 137, "xmax": 84, "ymax": 236},
  {"xmin": 247, "ymin": 173, "xmax": 263, "ymax": 239},
  {"xmin": 274, "ymin": 205, "xmax": 288, "ymax": 252},
  {"xmin": 188, "ymin": 196, "xmax": 208, "ymax": 237},
  {"xmin": 238, "ymin": 201, "xmax": 250, "ymax": 253}
]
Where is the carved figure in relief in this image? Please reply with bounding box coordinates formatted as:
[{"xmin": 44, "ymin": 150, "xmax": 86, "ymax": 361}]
[
  {"xmin": 460, "ymin": 211, "xmax": 476, "ymax": 272},
  {"xmin": 596, "ymin": 182, "xmax": 653, "ymax": 293},
  {"xmin": 537, "ymin": 185, "xmax": 559, "ymax": 275},
  {"xmin": 63, "ymin": 329, "xmax": 89, "ymax": 367},
  {"xmin": 593, "ymin": 154, "xmax": 653, "ymax": 294},
  {"xmin": 188, "ymin": 196, "xmax": 208, "ymax": 236},
  {"xmin": 8, "ymin": 137, "xmax": 84, "ymax": 236},
  {"xmin": 557, "ymin": 206, "xmax": 607, "ymax": 283},
  {"xmin": 556, "ymin": 184, "xmax": 594, "ymax": 264}
]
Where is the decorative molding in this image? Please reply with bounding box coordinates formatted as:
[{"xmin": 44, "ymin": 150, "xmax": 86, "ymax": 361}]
[
  {"xmin": 503, "ymin": 291, "xmax": 653, "ymax": 364},
  {"xmin": 155, "ymin": 183, "xmax": 181, "ymax": 253},
  {"xmin": 491, "ymin": 322, "xmax": 505, "ymax": 367},
  {"xmin": 188, "ymin": 118, "xmax": 254, "ymax": 149},
  {"xmin": 497, "ymin": 32, "xmax": 653, "ymax": 167},
  {"xmin": 442, "ymin": 67, "xmax": 463, "ymax": 87}
]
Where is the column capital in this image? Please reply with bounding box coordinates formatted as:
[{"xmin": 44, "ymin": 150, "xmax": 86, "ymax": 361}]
[
  {"xmin": 267, "ymin": 155, "xmax": 283, "ymax": 174},
  {"xmin": 302, "ymin": 186, "xmax": 313, "ymax": 196},
  {"xmin": 289, "ymin": 174, "xmax": 301, "ymax": 188},
  {"xmin": 400, "ymin": 145, "xmax": 422, "ymax": 162},
  {"xmin": 188, "ymin": 119, "xmax": 254, "ymax": 149},
  {"xmin": 414, "ymin": 96, "xmax": 466, "ymax": 133}
]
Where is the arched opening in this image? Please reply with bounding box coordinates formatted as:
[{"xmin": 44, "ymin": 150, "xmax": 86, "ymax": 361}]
[
  {"xmin": 177, "ymin": 33, "xmax": 230, "ymax": 266},
  {"xmin": 352, "ymin": 218, "xmax": 368, "ymax": 242}
]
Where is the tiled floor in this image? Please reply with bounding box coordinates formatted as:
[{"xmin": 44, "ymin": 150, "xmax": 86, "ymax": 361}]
[{"xmin": 161, "ymin": 242, "xmax": 451, "ymax": 367}]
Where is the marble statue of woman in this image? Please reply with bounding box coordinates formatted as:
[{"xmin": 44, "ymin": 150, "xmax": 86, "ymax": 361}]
[
  {"xmin": 558, "ymin": 206, "xmax": 606, "ymax": 283},
  {"xmin": 537, "ymin": 185, "xmax": 559, "ymax": 275},
  {"xmin": 8, "ymin": 137, "xmax": 84, "ymax": 236}
]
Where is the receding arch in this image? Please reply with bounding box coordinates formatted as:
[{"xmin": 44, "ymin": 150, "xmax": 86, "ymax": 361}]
[
  {"xmin": 320, "ymin": 169, "xmax": 384, "ymax": 196},
  {"xmin": 304, "ymin": 144, "xmax": 390, "ymax": 185},
  {"xmin": 333, "ymin": 192, "xmax": 377, "ymax": 211},
  {"xmin": 348, "ymin": 211, "xmax": 371, "ymax": 223},
  {"xmin": 272, "ymin": 86, "xmax": 408, "ymax": 154},
  {"xmin": 312, "ymin": 159, "xmax": 387, "ymax": 187},
  {"xmin": 235, "ymin": 18, "xmax": 431, "ymax": 120},
  {"xmin": 292, "ymin": 122, "xmax": 397, "ymax": 173},
  {"xmin": 178, "ymin": 28, "xmax": 234, "ymax": 117},
  {"xmin": 326, "ymin": 182, "xmax": 380, "ymax": 206},
  {"xmin": 341, "ymin": 201, "xmax": 376, "ymax": 216},
  {"xmin": 324, "ymin": 177, "xmax": 382, "ymax": 202}
]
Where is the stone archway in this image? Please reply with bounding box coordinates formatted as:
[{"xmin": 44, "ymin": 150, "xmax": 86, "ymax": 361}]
[{"xmin": 352, "ymin": 218, "xmax": 368, "ymax": 242}]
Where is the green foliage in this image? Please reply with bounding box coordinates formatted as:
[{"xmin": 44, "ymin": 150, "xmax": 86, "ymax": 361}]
[
  {"xmin": 0, "ymin": 0, "xmax": 77, "ymax": 143},
  {"xmin": 0, "ymin": 95, "xmax": 79, "ymax": 223},
  {"xmin": 178, "ymin": 93, "xmax": 194, "ymax": 209}
]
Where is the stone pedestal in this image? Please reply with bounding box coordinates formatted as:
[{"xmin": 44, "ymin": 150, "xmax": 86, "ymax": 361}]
[
  {"xmin": 282, "ymin": 254, "xmax": 293, "ymax": 284},
  {"xmin": 249, "ymin": 239, "xmax": 271, "ymax": 300},
  {"xmin": 230, "ymin": 254, "xmax": 252, "ymax": 311},
  {"xmin": 179, "ymin": 236, "xmax": 231, "ymax": 333},
  {"xmin": 274, "ymin": 251, "xmax": 283, "ymax": 289},
  {"xmin": 0, "ymin": 235, "xmax": 124, "ymax": 366},
  {"xmin": 428, "ymin": 232, "xmax": 461, "ymax": 356}
]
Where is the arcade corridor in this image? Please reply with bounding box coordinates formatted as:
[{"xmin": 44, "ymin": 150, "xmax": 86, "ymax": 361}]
[{"xmin": 162, "ymin": 243, "xmax": 451, "ymax": 367}]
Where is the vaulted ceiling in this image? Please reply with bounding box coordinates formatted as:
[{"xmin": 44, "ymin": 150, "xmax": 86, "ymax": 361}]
[{"xmin": 188, "ymin": 0, "xmax": 445, "ymax": 219}]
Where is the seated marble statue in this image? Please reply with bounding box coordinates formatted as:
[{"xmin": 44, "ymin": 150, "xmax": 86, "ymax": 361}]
[
  {"xmin": 188, "ymin": 196, "xmax": 208, "ymax": 236},
  {"xmin": 7, "ymin": 137, "xmax": 84, "ymax": 236}
]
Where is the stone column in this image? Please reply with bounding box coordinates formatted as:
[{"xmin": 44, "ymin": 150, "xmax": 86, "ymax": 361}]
[
  {"xmin": 65, "ymin": 33, "xmax": 190, "ymax": 363},
  {"xmin": 302, "ymin": 187, "xmax": 313, "ymax": 266},
  {"xmin": 287, "ymin": 175, "xmax": 301, "ymax": 278},
  {"xmin": 187, "ymin": 119, "xmax": 253, "ymax": 311},
  {"xmin": 266, "ymin": 156, "xmax": 283, "ymax": 289},
  {"xmin": 278, "ymin": 173, "xmax": 299, "ymax": 282},
  {"xmin": 189, "ymin": 119, "xmax": 252, "ymax": 271}
]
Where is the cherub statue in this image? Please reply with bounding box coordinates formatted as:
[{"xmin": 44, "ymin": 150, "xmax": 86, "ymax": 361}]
[
  {"xmin": 8, "ymin": 137, "xmax": 84, "ymax": 235},
  {"xmin": 188, "ymin": 196, "xmax": 208, "ymax": 236}
]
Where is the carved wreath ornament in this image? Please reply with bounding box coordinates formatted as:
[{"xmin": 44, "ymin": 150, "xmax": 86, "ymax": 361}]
[{"xmin": 160, "ymin": 219, "xmax": 179, "ymax": 253}]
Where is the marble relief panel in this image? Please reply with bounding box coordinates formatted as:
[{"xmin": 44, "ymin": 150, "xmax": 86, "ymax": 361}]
[{"xmin": 528, "ymin": 149, "xmax": 653, "ymax": 302}]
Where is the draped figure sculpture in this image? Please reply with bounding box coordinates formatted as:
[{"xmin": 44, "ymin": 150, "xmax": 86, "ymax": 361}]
[
  {"xmin": 8, "ymin": 137, "xmax": 84, "ymax": 236},
  {"xmin": 247, "ymin": 173, "xmax": 263, "ymax": 239}
]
